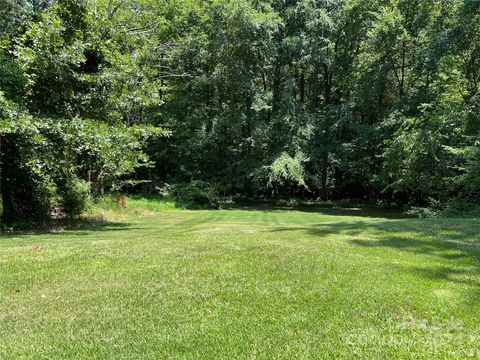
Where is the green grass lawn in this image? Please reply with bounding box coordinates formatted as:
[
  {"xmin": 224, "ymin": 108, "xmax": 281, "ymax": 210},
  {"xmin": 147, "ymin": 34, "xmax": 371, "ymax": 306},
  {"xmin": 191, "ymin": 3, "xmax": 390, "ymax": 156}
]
[{"xmin": 1, "ymin": 200, "xmax": 480, "ymax": 359}]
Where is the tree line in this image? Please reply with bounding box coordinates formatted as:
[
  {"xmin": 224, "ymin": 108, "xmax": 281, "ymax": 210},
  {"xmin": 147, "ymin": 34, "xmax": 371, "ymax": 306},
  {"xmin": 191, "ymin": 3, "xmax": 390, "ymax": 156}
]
[{"xmin": 1, "ymin": 0, "xmax": 479, "ymax": 221}]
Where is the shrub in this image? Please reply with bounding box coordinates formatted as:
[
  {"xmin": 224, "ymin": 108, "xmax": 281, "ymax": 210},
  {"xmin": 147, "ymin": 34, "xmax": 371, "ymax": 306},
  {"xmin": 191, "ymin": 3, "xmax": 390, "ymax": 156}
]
[
  {"xmin": 405, "ymin": 207, "xmax": 439, "ymax": 218},
  {"xmin": 0, "ymin": 137, "xmax": 56, "ymax": 222},
  {"xmin": 169, "ymin": 181, "xmax": 220, "ymax": 208},
  {"xmin": 60, "ymin": 177, "xmax": 91, "ymax": 216}
]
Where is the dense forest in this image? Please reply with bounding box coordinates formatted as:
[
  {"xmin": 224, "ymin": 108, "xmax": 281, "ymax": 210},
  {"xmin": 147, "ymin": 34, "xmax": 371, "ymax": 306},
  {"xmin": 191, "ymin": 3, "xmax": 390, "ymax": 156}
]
[{"xmin": 0, "ymin": 0, "xmax": 479, "ymax": 222}]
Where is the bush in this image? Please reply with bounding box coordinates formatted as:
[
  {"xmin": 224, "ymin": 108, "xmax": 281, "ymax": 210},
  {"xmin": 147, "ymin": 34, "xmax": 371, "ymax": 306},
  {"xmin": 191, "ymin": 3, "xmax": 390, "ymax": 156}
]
[
  {"xmin": 407, "ymin": 199, "xmax": 480, "ymax": 218},
  {"xmin": 441, "ymin": 199, "xmax": 480, "ymax": 218},
  {"xmin": 405, "ymin": 206, "xmax": 439, "ymax": 218},
  {"xmin": 169, "ymin": 181, "xmax": 220, "ymax": 208},
  {"xmin": 0, "ymin": 138, "xmax": 56, "ymax": 222},
  {"xmin": 60, "ymin": 177, "xmax": 91, "ymax": 216}
]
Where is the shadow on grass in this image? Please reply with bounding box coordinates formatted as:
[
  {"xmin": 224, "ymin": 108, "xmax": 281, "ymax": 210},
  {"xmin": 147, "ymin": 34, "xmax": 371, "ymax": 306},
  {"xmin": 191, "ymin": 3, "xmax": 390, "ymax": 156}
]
[
  {"xmin": 135, "ymin": 194, "xmax": 407, "ymax": 219},
  {"xmin": 224, "ymin": 205, "xmax": 408, "ymax": 219},
  {"xmin": 1, "ymin": 216, "xmax": 133, "ymax": 237},
  {"xmin": 269, "ymin": 218, "xmax": 480, "ymax": 289}
]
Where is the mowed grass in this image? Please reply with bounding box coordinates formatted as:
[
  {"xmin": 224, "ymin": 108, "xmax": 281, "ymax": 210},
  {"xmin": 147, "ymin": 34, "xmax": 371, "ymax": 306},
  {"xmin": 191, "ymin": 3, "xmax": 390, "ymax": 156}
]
[{"xmin": 1, "ymin": 200, "xmax": 480, "ymax": 359}]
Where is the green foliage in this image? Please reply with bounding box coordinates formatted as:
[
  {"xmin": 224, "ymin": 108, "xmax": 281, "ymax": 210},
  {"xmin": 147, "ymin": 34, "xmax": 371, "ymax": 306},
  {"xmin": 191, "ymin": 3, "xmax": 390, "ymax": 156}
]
[
  {"xmin": 169, "ymin": 181, "xmax": 220, "ymax": 208},
  {"xmin": 257, "ymin": 151, "xmax": 308, "ymax": 195},
  {"xmin": 60, "ymin": 176, "xmax": 91, "ymax": 216},
  {"xmin": 1, "ymin": 0, "xmax": 480, "ymax": 215},
  {"xmin": 0, "ymin": 0, "xmax": 171, "ymax": 222},
  {"xmin": 0, "ymin": 89, "xmax": 165, "ymax": 220}
]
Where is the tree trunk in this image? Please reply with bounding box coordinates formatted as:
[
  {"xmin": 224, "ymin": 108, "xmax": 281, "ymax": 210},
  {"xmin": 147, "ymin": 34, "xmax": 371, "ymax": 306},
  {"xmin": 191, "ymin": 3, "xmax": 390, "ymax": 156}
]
[
  {"xmin": 271, "ymin": 59, "xmax": 281, "ymax": 120},
  {"xmin": 321, "ymin": 150, "xmax": 328, "ymax": 200},
  {"xmin": 299, "ymin": 71, "xmax": 305, "ymax": 104},
  {"xmin": 321, "ymin": 64, "xmax": 333, "ymax": 200}
]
